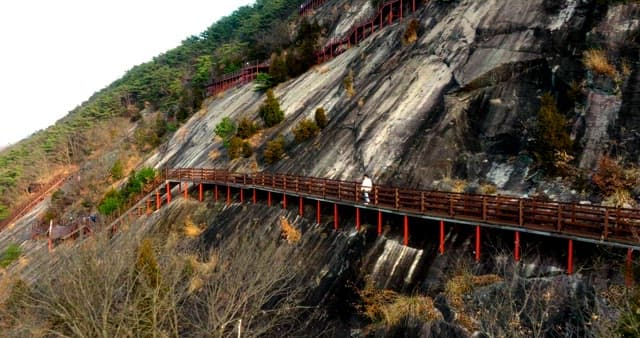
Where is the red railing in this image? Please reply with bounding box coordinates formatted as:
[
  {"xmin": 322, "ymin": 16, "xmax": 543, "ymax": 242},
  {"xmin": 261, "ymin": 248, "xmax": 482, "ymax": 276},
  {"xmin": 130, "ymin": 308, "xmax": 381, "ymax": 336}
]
[
  {"xmin": 316, "ymin": 0, "xmax": 420, "ymax": 64},
  {"xmin": 0, "ymin": 173, "xmax": 71, "ymax": 231},
  {"xmin": 205, "ymin": 61, "xmax": 271, "ymax": 97},
  {"xmin": 206, "ymin": 0, "xmax": 424, "ymax": 97},
  {"xmin": 148, "ymin": 168, "xmax": 640, "ymax": 248}
]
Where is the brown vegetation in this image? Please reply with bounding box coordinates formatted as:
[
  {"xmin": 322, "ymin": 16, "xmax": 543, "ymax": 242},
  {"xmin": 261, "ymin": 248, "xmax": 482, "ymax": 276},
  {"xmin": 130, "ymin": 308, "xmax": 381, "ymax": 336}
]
[{"xmin": 583, "ymin": 49, "xmax": 617, "ymax": 78}]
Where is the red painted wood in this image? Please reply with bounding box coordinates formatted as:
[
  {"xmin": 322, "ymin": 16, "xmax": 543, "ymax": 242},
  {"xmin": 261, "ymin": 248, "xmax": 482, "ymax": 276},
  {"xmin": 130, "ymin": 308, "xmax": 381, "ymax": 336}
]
[
  {"xmin": 156, "ymin": 189, "xmax": 161, "ymax": 209},
  {"xmin": 283, "ymin": 193, "xmax": 287, "ymax": 209},
  {"xmin": 299, "ymin": 196, "xmax": 304, "ymax": 216},
  {"xmin": 268, "ymin": 191, "xmax": 272, "ymax": 207},
  {"xmin": 378, "ymin": 210, "xmax": 382, "ymax": 235},
  {"xmin": 227, "ymin": 185, "xmax": 231, "ymax": 206},
  {"xmin": 439, "ymin": 220, "xmax": 445, "ymax": 254},
  {"xmin": 253, "ymin": 188, "xmax": 257, "ymax": 204},
  {"xmin": 240, "ymin": 188, "xmax": 244, "ymax": 203},
  {"xmin": 403, "ymin": 215, "xmax": 409, "ymax": 246},
  {"xmin": 166, "ymin": 182, "xmax": 171, "ymax": 204},
  {"xmin": 317, "ymin": 200, "xmax": 321, "ymax": 224},
  {"xmin": 146, "ymin": 199, "xmax": 151, "ymax": 215},
  {"xmin": 214, "ymin": 184, "xmax": 219, "ymax": 202},
  {"xmin": 199, "ymin": 183, "xmax": 203, "ymax": 202}
]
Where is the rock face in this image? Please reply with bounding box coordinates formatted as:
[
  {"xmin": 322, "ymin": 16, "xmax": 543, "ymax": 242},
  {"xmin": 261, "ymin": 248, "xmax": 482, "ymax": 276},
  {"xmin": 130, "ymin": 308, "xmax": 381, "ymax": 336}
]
[{"xmin": 150, "ymin": 1, "xmax": 638, "ymax": 202}]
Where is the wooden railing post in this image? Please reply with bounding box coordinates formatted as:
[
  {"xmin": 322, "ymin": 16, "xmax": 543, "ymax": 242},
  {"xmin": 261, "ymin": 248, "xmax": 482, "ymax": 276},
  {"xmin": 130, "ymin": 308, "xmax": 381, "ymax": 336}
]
[
  {"xmin": 420, "ymin": 192, "xmax": 425, "ymax": 213},
  {"xmin": 395, "ymin": 189, "xmax": 399, "ymax": 209},
  {"xmin": 519, "ymin": 200, "xmax": 524, "ymax": 226},
  {"xmin": 557, "ymin": 205, "xmax": 563, "ymax": 231},
  {"xmin": 374, "ymin": 187, "xmax": 379, "ymax": 205}
]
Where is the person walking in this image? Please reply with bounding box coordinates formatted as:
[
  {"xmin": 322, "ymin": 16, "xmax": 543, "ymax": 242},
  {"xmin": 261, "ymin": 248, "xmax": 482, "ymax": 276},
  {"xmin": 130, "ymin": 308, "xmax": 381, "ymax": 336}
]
[{"xmin": 361, "ymin": 174, "xmax": 372, "ymax": 204}]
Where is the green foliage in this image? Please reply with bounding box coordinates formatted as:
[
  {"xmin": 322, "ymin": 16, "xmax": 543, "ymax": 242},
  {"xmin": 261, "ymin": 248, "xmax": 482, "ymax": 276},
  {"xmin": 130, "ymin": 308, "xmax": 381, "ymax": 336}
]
[
  {"xmin": 98, "ymin": 189, "xmax": 124, "ymax": 215},
  {"xmin": 533, "ymin": 93, "xmax": 572, "ymax": 172},
  {"xmin": 259, "ymin": 89, "xmax": 284, "ymax": 127},
  {"xmin": 264, "ymin": 135, "xmax": 285, "ymax": 164},
  {"xmin": 215, "ymin": 117, "xmax": 237, "ymax": 148},
  {"xmin": 254, "ymin": 72, "xmax": 274, "ymax": 92},
  {"xmin": 292, "ymin": 119, "xmax": 319, "ymax": 143},
  {"xmin": 228, "ymin": 137, "xmax": 244, "ymax": 159},
  {"xmin": 166, "ymin": 122, "xmax": 178, "ymax": 133},
  {"xmin": 0, "ymin": 243, "xmax": 22, "ymax": 268},
  {"xmin": 98, "ymin": 167, "xmax": 156, "ymax": 215},
  {"xmin": 242, "ymin": 141, "xmax": 253, "ymax": 158},
  {"xmin": 0, "ymin": 204, "xmax": 8, "ymax": 221},
  {"xmin": 110, "ymin": 160, "xmax": 124, "ymax": 180},
  {"xmin": 315, "ymin": 107, "xmax": 328, "ymax": 129},
  {"xmin": 237, "ymin": 117, "xmax": 258, "ymax": 139}
]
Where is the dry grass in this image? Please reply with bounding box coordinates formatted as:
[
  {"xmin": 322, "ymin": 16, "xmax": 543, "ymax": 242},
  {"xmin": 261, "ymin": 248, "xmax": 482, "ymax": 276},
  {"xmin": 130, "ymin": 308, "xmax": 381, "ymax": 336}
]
[
  {"xmin": 479, "ymin": 183, "xmax": 497, "ymax": 195},
  {"xmin": 344, "ymin": 70, "xmax": 355, "ymax": 98},
  {"xmin": 446, "ymin": 273, "xmax": 503, "ymax": 312},
  {"xmin": 358, "ymin": 281, "xmax": 442, "ymax": 328},
  {"xmin": 403, "ymin": 19, "xmax": 419, "ymax": 44},
  {"xmin": 583, "ymin": 49, "xmax": 617, "ymax": 78},
  {"xmin": 452, "ymin": 179, "xmax": 467, "ymax": 193},
  {"xmin": 183, "ymin": 217, "xmax": 203, "ymax": 238},
  {"xmin": 602, "ymin": 188, "xmax": 635, "ymax": 208},
  {"xmin": 208, "ymin": 149, "xmax": 221, "ymax": 161},
  {"xmin": 280, "ymin": 217, "xmax": 301, "ymax": 244}
]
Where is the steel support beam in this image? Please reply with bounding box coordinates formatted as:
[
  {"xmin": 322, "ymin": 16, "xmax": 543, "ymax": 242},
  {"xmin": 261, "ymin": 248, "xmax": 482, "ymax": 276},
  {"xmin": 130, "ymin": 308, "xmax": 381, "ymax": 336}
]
[{"xmin": 403, "ymin": 215, "xmax": 409, "ymax": 246}]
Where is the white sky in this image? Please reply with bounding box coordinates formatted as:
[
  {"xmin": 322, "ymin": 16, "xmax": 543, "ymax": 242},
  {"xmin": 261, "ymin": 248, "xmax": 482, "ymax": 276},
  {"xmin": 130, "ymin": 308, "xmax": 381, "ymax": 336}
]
[{"xmin": 0, "ymin": 0, "xmax": 255, "ymax": 147}]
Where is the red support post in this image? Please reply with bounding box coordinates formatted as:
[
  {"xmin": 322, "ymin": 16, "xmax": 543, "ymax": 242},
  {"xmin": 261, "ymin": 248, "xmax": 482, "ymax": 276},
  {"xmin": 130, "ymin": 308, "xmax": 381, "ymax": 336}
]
[
  {"xmin": 627, "ymin": 248, "xmax": 634, "ymax": 287},
  {"xmin": 403, "ymin": 215, "xmax": 409, "ymax": 246},
  {"xmin": 184, "ymin": 182, "xmax": 188, "ymax": 200},
  {"xmin": 156, "ymin": 189, "xmax": 161, "ymax": 210},
  {"xmin": 268, "ymin": 191, "xmax": 272, "ymax": 207},
  {"xmin": 400, "ymin": 0, "xmax": 403, "ymax": 20},
  {"xmin": 439, "ymin": 220, "xmax": 445, "ymax": 255},
  {"xmin": 356, "ymin": 207, "xmax": 361, "ymax": 231},
  {"xmin": 567, "ymin": 239, "xmax": 574, "ymax": 275},
  {"xmin": 515, "ymin": 231, "xmax": 521, "ymax": 262},
  {"xmin": 166, "ymin": 182, "xmax": 172, "ymax": 204},
  {"xmin": 199, "ymin": 183, "xmax": 203, "ymax": 202},
  {"xmin": 227, "ymin": 186, "xmax": 231, "ymax": 206},
  {"xmin": 283, "ymin": 193, "xmax": 287, "ymax": 209},
  {"xmin": 240, "ymin": 188, "xmax": 244, "ymax": 203},
  {"xmin": 253, "ymin": 188, "xmax": 257, "ymax": 204},
  {"xmin": 378, "ymin": 210, "xmax": 382, "ymax": 235},
  {"xmin": 317, "ymin": 200, "xmax": 321, "ymax": 224},
  {"xmin": 299, "ymin": 196, "xmax": 304, "ymax": 216},
  {"xmin": 412, "ymin": 0, "xmax": 415, "ymax": 12},
  {"xmin": 475, "ymin": 225, "xmax": 481, "ymax": 262},
  {"xmin": 334, "ymin": 204, "xmax": 339, "ymax": 230},
  {"xmin": 214, "ymin": 184, "xmax": 219, "ymax": 202},
  {"xmin": 146, "ymin": 199, "xmax": 151, "ymax": 215}
]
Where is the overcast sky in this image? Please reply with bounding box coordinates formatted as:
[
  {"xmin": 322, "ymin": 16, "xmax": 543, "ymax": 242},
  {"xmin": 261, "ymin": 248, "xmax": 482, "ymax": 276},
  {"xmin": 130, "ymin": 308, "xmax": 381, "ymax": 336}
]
[{"xmin": 0, "ymin": 0, "xmax": 255, "ymax": 147}]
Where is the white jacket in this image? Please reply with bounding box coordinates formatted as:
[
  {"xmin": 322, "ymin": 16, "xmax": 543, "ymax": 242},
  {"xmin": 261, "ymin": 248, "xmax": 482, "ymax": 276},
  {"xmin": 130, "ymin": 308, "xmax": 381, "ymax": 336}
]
[{"xmin": 361, "ymin": 177, "xmax": 372, "ymax": 192}]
